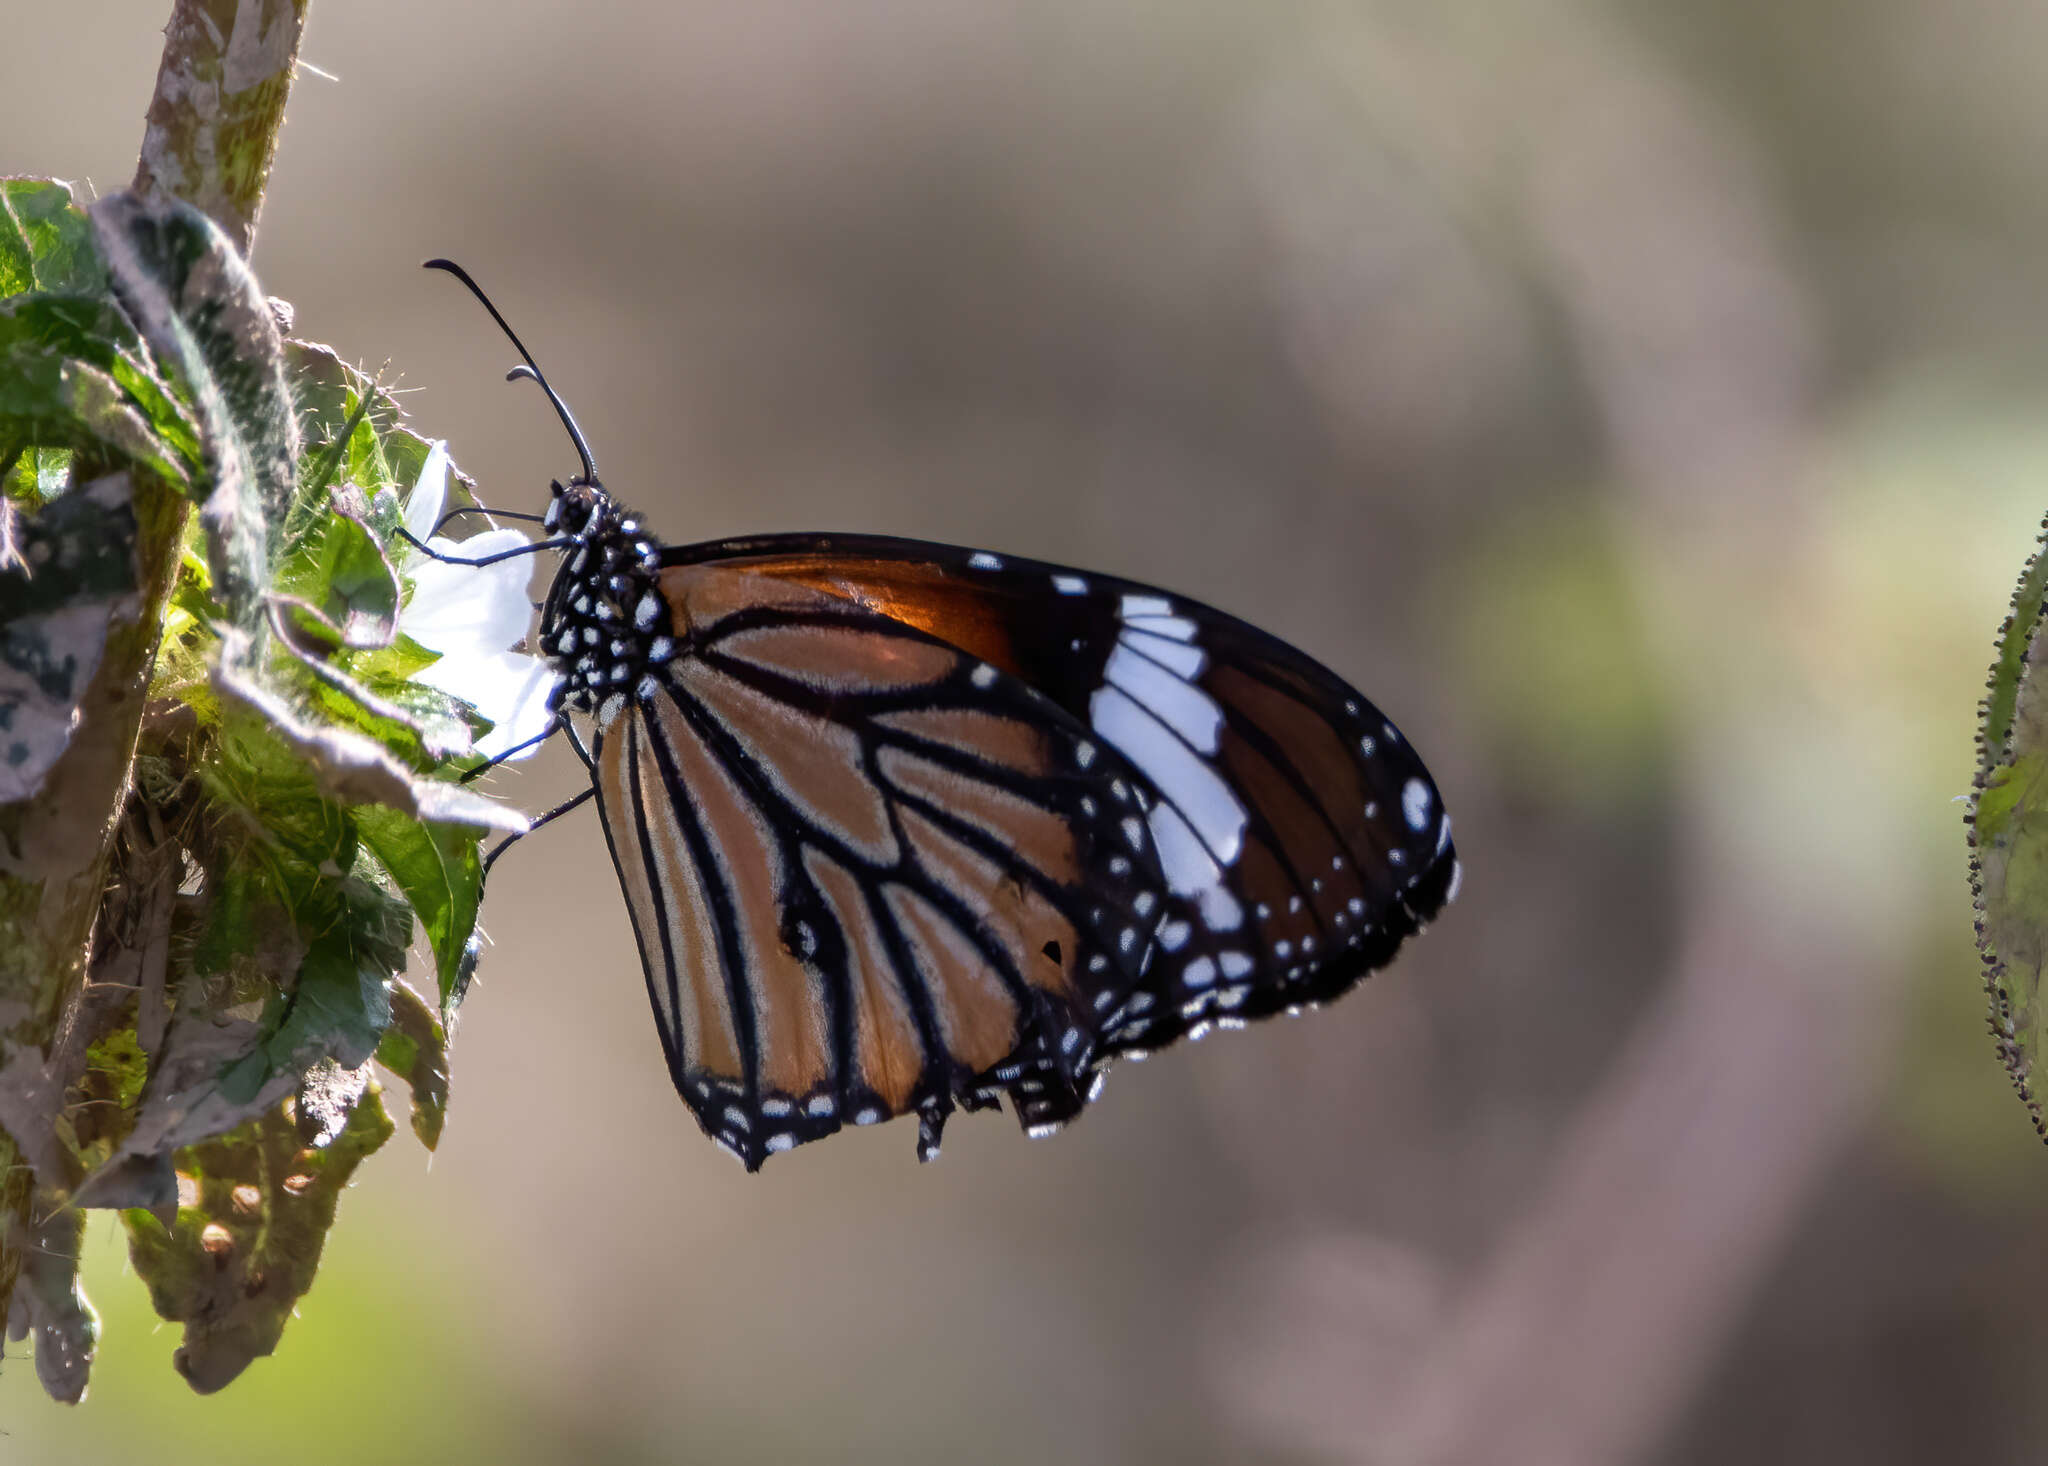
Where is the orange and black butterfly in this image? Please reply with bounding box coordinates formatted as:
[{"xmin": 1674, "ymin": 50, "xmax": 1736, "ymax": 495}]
[{"xmin": 419, "ymin": 262, "xmax": 1459, "ymax": 1170}]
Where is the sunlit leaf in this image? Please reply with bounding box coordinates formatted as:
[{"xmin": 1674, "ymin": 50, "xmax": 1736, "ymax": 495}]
[
  {"xmin": 356, "ymin": 807, "xmax": 485, "ymax": 1011},
  {"xmin": 374, "ymin": 979, "xmax": 450, "ymax": 1149},
  {"xmin": 0, "ymin": 179, "xmax": 106, "ymax": 296}
]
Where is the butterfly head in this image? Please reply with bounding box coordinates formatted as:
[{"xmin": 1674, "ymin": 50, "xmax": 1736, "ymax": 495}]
[{"xmin": 543, "ymin": 475, "xmax": 613, "ymax": 538}]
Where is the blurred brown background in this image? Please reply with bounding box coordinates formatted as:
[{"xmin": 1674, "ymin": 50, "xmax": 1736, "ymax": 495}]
[{"xmin": 6, "ymin": 2, "xmax": 2048, "ymax": 1461}]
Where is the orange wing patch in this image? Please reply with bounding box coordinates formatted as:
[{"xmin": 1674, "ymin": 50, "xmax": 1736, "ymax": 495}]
[
  {"xmin": 678, "ymin": 658, "xmax": 901, "ymax": 865},
  {"xmin": 647, "ymin": 696, "xmax": 833, "ymax": 1101},
  {"xmin": 596, "ymin": 715, "xmax": 746, "ymax": 1084},
  {"xmin": 803, "ymin": 850, "xmax": 926, "ymax": 1113}
]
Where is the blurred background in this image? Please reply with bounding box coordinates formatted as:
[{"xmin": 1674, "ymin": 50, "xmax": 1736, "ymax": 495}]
[{"xmin": 6, "ymin": 1, "xmax": 2048, "ymax": 1461}]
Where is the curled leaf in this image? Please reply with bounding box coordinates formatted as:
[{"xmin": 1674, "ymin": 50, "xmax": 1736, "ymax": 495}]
[
  {"xmin": 215, "ymin": 633, "xmax": 528, "ymax": 834},
  {"xmin": 373, "ymin": 979, "xmax": 450, "ymax": 1150}
]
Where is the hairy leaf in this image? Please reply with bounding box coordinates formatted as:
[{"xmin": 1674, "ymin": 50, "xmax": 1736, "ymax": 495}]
[{"xmin": 1973, "ymin": 509, "xmax": 2048, "ymax": 1135}]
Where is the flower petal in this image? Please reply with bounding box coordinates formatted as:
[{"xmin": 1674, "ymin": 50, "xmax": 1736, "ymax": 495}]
[
  {"xmin": 476, "ymin": 657, "xmax": 563, "ymax": 760},
  {"xmin": 404, "ymin": 529, "xmax": 542, "ymax": 655},
  {"xmin": 400, "ymin": 440, "xmax": 451, "ymax": 548},
  {"xmin": 417, "ymin": 646, "xmax": 561, "ymax": 759}
]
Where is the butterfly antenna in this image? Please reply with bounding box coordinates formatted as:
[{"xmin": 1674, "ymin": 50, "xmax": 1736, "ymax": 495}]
[{"xmin": 423, "ymin": 258, "xmax": 600, "ymax": 484}]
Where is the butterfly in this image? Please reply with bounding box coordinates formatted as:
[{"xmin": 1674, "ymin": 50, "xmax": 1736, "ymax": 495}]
[{"xmin": 415, "ymin": 261, "xmax": 1459, "ymax": 1170}]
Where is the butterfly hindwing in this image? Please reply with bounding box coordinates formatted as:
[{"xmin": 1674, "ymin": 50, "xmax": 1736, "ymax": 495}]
[{"xmin": 592, "ymin": 563, "xmax": 1175, "ymax": 1169}]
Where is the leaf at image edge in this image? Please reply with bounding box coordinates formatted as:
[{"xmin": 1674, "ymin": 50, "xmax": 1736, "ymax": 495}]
[{"xmin": 1971, "ymin": 508, "xmax": 2048, "ymax": 1135}]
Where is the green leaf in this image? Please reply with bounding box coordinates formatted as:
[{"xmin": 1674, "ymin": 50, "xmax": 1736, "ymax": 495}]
[
  {"xmin": 214, "ymin": 640, "xmax": 528, "ymax": 833},
  {"xmin": 120, "ymin": 1092, "xmax": 394, "ymax": 1395},
  {"xmin": 1972, "ymin": 508, "xmax": 2048, "ymax": 1136},
  {"xmin": 356, "ymin": 806, "xmax": 485, "ymax": 1009},
  {"xmin": 316, "ymin": 489, "xmax": 400, "ymax": 648},
  {"xmin": 374, "ymin": 979, "xmax": 450, "ymax": 1149},
  {"xmin": 0, "ymin": 291, "xmax": 201, "ymax": 474},
  {"xmin": 1, "ymin": 444, "xmax": 71, "ymax": 500},
  {"xmin": 0, "ymin": 178, "xmax": 106, "ymax": 296},
  {"xmin": 0, "ymin": 340, "xmax": 192, "ymax": 492}
]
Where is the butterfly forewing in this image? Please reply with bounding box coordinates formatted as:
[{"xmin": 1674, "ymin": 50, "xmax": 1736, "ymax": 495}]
[
  {"xmin": 658, "ymin": 534, "xmax": 1458, "ymax": 1067},
  {"xmin": 592, "ymin": 562, "xmax": 1172, "ymax": 1169}
]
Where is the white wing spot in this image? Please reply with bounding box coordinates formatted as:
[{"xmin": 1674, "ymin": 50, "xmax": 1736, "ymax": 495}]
[
  {"xmin": 968, "ymin": 551, "xmax": 1003, "ymax": 570},
  {"xmin": 1402, "ymin": 778, "xmax": 1433, "ymax": 831},
  {"xmin": 1053, "ymin": 574, "xmax": 1089, "ymax": 595},
  {"xmin": 971, "ymin": 663, "xmax": 998, "ymax": 688},
  {"xmin": 1184, "ymin": 956, "xmax": 1217, "ymax": 988}
]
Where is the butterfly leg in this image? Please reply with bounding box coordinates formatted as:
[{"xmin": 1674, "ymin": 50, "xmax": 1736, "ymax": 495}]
[
  {"xmin": 560, "ymin": 719, "xmax": 596, "ymax": 773},
  {"xmin": 459, "ymin": 719, "xmax": 564, "ymax": 783},
  {"xmin": 396, "ymin": 528, "xmax": 570, "ymax": 567},
  {"xmin": 481, "ymin": 785, "xmax": 597, "ymax": 880},
  {"xmin": 431, "ymin": 506, "xmax": 549, "ymax": 536}
]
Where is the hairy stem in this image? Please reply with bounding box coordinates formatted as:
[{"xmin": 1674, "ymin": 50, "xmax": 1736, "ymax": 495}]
[{"xmin": 0, "ymin": 0, "xmax": 309, "ymax": 1382}]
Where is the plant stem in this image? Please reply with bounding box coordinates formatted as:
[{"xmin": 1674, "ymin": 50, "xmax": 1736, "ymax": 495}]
[
  {"xmin": 134, "ymin": 0, "xmax": 311, "ymax": 257},
  {"xmin": 0, "ymin": 0, "xmax": 309, "ymax": 1385}
]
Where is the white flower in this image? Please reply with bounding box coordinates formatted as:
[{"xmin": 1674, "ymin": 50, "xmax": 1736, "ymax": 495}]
[{"xmin": 397, "ymin": 442, "xmax": 560, "ymax": 761}]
